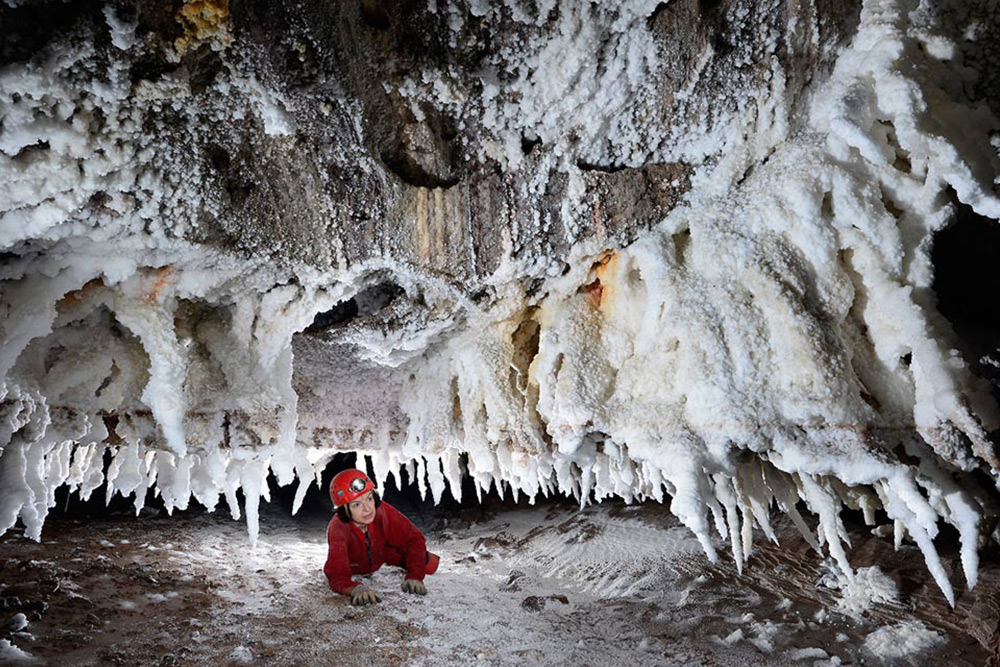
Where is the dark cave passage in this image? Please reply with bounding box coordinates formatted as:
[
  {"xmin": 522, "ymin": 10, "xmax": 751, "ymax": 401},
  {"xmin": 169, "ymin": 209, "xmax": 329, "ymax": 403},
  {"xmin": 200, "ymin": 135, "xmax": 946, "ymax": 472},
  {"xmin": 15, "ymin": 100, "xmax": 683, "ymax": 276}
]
[{"xmin": 932, "ymin": 199, "xmax": 1000, "ymax": 363}]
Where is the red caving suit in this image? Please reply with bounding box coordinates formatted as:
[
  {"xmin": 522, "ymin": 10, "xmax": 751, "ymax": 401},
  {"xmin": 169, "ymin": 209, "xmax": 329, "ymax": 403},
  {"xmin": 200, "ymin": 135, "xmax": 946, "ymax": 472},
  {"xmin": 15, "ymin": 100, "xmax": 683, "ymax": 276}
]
[{"xmin": 324, "ymin": 501, "xmax": 428, "ymax": 595}]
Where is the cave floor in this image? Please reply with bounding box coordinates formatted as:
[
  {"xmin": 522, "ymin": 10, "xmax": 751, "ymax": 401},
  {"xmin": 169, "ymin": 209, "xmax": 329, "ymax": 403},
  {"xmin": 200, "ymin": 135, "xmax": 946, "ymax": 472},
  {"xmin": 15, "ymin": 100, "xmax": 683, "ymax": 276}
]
[{"xmin": 0, "ymin": 497, "xmax": 996, "ymax": 666}]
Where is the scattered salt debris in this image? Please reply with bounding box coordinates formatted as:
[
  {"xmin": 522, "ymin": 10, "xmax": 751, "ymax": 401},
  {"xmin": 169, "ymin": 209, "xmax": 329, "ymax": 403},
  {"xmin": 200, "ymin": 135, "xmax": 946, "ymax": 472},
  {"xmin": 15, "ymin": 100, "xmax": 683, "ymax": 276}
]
[
  {"xmin": 2, "ymin": 614, "xmax": 28, "ymax": 633},
  {"xmin": 748, "ymin": 621, "xmax": 781, "ymax": 653},
  {"xmin": 787, "ymin": 647, "xmax": 828, "ymax": 660},
  {"xmin": 228, "ymin": 646, "xmax": 253, "ymax": 663},
  {"xmin": 722, "ymin": 629, "xmax": 744, "ymax": 646}
]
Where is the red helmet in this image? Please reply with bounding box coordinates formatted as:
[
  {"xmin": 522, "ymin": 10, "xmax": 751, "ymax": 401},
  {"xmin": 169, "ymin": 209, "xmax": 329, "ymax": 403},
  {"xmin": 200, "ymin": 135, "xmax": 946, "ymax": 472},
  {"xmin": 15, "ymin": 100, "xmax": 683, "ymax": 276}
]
[{"xmin": 330, "ymin": 469, "xmax": 374, "ymax": 507}]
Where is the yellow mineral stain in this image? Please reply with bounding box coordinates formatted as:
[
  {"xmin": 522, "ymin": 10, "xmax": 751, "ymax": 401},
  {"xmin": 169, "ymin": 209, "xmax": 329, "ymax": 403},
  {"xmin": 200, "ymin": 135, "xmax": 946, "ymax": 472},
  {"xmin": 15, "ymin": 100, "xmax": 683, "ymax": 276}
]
[
  {"xmin": 415, "ymin": 188, "xmax": 431, "ymax": 262},
  {"xmin": 174, "ymin": 0, "xmax": 232, "ymax": 56},
  {"xmin": 433, "ymin": 188, "xmax": 449, "ymax": 266},
  {"xmin": 413, "ymin": 187, "xmax": 458, "ymax": 270}
]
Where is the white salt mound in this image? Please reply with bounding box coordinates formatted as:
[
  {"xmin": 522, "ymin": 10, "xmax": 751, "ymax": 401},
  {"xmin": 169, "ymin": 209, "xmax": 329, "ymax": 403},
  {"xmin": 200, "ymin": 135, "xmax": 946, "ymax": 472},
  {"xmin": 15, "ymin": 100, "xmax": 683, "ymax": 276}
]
[{"xmin": 863, "ymin": 621, "xmax": 946, "ymax": 659}]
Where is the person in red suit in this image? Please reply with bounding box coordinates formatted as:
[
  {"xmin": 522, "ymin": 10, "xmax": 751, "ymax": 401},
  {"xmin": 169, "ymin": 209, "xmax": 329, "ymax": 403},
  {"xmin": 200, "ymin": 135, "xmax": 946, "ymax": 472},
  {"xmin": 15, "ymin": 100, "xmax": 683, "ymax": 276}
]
[{"xmin": 323, "ymin": 468, "xmax": 440, "ymax": 606}]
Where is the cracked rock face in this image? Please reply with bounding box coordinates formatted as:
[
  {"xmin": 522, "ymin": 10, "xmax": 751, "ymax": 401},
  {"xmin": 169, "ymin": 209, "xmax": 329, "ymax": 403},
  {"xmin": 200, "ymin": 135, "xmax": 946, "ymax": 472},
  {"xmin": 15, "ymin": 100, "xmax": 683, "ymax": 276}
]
[{"xmin": 2, "ymin": 0, "xmax": 1000, "ymax": 607}]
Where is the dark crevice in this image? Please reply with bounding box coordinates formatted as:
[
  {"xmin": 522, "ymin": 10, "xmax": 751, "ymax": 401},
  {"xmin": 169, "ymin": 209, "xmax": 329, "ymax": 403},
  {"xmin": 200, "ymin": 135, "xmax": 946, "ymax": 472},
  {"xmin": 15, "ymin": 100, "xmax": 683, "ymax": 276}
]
[
  {"xmin": 381, "ymin": 151, "xmax": 461, "ymax": 188},
  {"xmin": 735, "ymin": 163, "xmax": 753, "ymax": 187},
  {"xmin": 353, "ymin": 281, "xmax": 405, "ymax": 315},
  {"xmin": 129, "ymin": 54, "xmax": 182, "ymax": 86},
  {"xmin": 859, "ymin": 388, "xmax": 881, "ymax": 412},
  {"xmin": 711, "ymin": 26, "xmax": 734, "ymax": 58},
  {"xmin": 932, "ymin": 196, "xmax": 1000, "ymax": 366},
  {"xmin": 510, "ymin": 314, "xmax": 540, "ymax": 398},
  {"xmin": 880, "ymin": 184, "xmax": 904, "ymax": 220},
  {"xmin": 699, "ymin": 0, "xmax": 725, "ymax": 14},
  {"xmin": 94, "ymin": 362, "xmax": 118, "ymax": 398},
  {"xmin": 43, "ymin": 345, "xmax": 66, "ymax": 373},
  {"xmin": 303, "ymin": 281, "xmax": 405, "ymax": 333},
  {"xmin": 185, "ymin": 44, "xmax": 224, "ymax": 94},
  {"xmin": 521, "ymin": 134, "xmax": 542, "ymax": 155},
  {"xmin": 206, "ymin": 144, "xmax": 256, "ymax": 206},
  {"xmin": 101, "ymin": 412, "xmax": 122, "ymax": 447},
  {"xmin": 821, "ymin": 191, "xmax": 834, "ymax": 220},
  {"xmin": 305, "ymin": 298, "xmax": 359, "ymax": 332},
  {"xmin": 450, "ymin": 376, "xmax": 462, "ymax": 423},
  {"xmin": 576, "ymin": 160, "xmax": 626, "ymax": 174},
  {"xmin": 645, "ymin": 2, "xmax": 671, "ymax": 28},
  {"xmin": 380, "ymin": 104, "xmax": 460, "ymax": 188},
  {"xmin": 470, "ymin": 286, "xmax": 494, "ymax": 304},
  {"xmin": 0, "ymin": 0, "xmax": 103, "ymax": 66},
  {"xmin": 360, "ymin": 0, "xmax": 391, "ymax": 30},
  {"xmin": 206, "ymin": 144, "xmax": 230, "ymax": 172},
  {"xmin": 12, "ymin": 140, "xmax": 50, "ymax": 160}
]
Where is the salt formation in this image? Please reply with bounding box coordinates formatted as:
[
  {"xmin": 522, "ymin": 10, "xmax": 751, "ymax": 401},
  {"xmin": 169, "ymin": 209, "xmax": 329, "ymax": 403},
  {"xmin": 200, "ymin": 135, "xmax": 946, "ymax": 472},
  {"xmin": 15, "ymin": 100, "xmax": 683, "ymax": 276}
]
[
  {"xmin": 863, "ymin": 620, "xmax": 946, "ymax": 659},
  {"xmin": 1, "ymin": 0, "xmax": 999, "ymax": 607}
]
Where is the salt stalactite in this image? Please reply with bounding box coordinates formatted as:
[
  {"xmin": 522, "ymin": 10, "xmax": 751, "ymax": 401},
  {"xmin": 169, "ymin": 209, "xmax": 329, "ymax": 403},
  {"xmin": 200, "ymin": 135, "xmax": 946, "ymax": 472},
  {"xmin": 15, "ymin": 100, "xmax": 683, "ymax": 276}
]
[
  {"xmin": 113, "ymin": 270, "xmax": 189, "ymax": 456},
  {"xmin": 0, "ymin": 255, "xmax": 342, "ymax": 544}
]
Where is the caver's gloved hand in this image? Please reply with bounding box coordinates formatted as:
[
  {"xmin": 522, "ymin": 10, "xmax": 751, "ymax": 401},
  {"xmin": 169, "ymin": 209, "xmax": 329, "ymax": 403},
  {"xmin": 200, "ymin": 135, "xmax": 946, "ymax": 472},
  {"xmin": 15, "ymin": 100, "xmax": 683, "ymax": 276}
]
[
  {"xmin": 401, "ymin": 579, "xmax": 427, "ymax": 595},
  {"xmin": 349, "ymin": 585, "xmax": 381, "ymax": 606}
]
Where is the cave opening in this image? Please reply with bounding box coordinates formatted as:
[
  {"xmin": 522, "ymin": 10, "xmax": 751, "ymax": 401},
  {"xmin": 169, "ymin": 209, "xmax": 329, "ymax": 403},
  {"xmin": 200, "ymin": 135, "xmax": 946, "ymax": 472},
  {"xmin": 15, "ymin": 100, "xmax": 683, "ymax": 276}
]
[
  {"xmin": 304, "ymin": 280, "xmax": 406, "ymax": 334},
  {"xmin": 932, "ymin": 197, "xmax": 1000, "ymax": 371}
]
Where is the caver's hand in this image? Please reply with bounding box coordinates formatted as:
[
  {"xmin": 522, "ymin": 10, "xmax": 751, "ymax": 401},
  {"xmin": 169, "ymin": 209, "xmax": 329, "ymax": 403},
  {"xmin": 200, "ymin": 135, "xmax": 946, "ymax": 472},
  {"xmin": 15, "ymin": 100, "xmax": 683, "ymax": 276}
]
[
  {"xmin": 349, "ymin": 584, "xmax": 381, "ymax": 606},
  {"xmin": 401, "ymin": 579, "xmax": 427, "ymax": 595}
]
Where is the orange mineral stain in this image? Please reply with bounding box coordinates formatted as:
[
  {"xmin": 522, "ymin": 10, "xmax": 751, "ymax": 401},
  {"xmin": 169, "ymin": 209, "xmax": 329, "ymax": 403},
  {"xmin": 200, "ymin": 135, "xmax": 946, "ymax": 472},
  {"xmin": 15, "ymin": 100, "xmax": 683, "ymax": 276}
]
[
  {"xmin": 583, "ymin": 252, "xmax": 618, "ymax": 310},
  {"xmin": 146, "ymin": 266, "xmax": 175, "ymax": 305}
]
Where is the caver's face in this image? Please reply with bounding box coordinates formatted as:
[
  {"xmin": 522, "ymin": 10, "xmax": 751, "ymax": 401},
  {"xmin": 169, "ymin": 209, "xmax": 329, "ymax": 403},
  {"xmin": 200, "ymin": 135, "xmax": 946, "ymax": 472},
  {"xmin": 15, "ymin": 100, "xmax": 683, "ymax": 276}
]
[{"xmin": 348, "ymin": 490, "xmax": 376, "ymax": 526}]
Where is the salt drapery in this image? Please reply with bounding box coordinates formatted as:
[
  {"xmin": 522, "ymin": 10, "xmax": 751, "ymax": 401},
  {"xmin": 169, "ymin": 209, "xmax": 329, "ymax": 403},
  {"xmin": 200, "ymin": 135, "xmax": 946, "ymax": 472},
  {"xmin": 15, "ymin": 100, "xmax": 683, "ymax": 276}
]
[{"xmin": 1, "ymin": 0, "xmax": 999, "ymax": 606}]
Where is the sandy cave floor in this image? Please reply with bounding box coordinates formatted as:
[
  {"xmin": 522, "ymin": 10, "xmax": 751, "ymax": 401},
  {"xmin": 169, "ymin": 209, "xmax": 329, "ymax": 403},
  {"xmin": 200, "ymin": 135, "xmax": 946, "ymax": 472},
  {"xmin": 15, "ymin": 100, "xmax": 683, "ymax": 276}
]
[{"xmin": 0, "ymin": 494, "xmax": 997, "ymax": 666}]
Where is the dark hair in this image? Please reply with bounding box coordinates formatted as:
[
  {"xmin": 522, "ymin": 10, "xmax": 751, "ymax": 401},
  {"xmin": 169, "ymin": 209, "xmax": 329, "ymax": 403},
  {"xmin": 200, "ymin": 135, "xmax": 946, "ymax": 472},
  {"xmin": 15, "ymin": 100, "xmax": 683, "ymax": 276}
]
[{"xmin": 336, "ymin": 491, "xmax": 382, "ymax": 522}]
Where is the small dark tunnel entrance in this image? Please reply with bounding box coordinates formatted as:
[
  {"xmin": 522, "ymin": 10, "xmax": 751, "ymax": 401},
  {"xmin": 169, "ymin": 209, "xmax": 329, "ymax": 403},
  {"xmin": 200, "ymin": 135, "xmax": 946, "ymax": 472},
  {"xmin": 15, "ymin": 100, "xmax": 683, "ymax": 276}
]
[
  {"xmin": 932, "ymin": 197, "xmax": 1000, "ymax": 374},
  {"xmin": 290, "ymin": 453, "xmax": 570, "ymax": 524}
]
